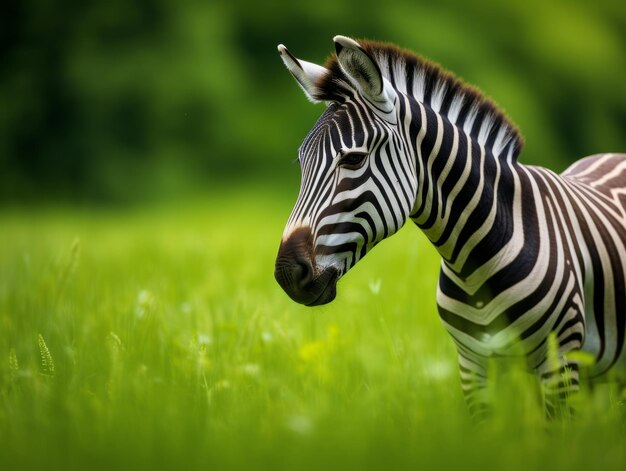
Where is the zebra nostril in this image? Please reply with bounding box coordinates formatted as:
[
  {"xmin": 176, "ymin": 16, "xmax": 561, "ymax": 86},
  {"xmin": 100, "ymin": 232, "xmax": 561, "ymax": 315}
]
[
  {"xmin": 275, "ymin": 226, "xmax": 316, "ymax": 297},
  {"xmin": 274, "ymin": 256, "xmax": 315, "ymax": 295},
  {"xmin": 295, "ymin": 257, "xmax": 314, "ymax": 287}
]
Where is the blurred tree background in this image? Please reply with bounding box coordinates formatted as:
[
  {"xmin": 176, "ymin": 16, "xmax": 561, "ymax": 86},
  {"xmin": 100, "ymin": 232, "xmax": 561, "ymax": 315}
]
[{"xmin": 0, "ymin": 0, "xmax": 624, "ymax": 204}]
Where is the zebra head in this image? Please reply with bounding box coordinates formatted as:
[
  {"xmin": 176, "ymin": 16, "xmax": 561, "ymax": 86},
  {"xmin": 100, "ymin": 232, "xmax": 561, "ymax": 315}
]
[{"xmin": 275, "ymin": 36, "xmax": 417, "ymax": 306}]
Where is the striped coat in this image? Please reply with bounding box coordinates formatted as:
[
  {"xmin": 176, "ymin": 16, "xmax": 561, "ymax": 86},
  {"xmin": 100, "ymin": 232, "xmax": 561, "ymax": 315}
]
[{"xmin": 274, "ymin": 35, "xmax": 626, "ymax": 418}]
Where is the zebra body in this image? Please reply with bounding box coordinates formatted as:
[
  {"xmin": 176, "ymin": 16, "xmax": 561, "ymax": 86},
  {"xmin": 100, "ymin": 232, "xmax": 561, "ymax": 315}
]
[{"xmin": 274, "ymin": 36, "xmax": 626, "ymax": 417}]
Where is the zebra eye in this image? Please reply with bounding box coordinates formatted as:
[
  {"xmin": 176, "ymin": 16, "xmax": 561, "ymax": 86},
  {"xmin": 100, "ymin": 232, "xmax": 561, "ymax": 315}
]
[{"xmin": 338, "ymin": 151, "xmax": 368, "ymax": 169}]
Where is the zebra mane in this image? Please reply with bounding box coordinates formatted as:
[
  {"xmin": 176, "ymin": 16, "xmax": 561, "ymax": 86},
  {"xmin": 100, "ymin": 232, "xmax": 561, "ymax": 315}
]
[{"xmin": 315, "ymin": 40, "xmax": 524, "ymax": 159}]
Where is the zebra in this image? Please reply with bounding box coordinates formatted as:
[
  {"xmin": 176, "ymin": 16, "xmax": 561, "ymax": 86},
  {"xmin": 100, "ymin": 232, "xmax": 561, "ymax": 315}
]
[{"xmin": 273, "ymin": 35, "xmax": 626, "ymax": 419}]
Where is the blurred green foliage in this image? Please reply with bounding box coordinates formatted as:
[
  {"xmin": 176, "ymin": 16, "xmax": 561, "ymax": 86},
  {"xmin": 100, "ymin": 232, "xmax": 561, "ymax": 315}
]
[{"xmin": 1, "ymin": 0, "xmax": 624, "ymax": 203}]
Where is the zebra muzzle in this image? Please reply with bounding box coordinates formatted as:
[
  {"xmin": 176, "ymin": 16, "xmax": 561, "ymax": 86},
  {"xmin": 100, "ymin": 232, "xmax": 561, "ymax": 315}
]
[{"xmin": 274, "ymin": 227, "xmax": 339, "ymax": 306}]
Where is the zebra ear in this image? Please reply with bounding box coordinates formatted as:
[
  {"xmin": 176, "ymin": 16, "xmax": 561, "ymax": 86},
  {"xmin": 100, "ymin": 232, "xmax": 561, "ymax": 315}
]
[
  {"xmin": 278, "ymin": 44, "xmax": 328, "ymax": 103},
  {"xmin": 333, "ymin": 35, "xmax": 391, "ymax": 106}
]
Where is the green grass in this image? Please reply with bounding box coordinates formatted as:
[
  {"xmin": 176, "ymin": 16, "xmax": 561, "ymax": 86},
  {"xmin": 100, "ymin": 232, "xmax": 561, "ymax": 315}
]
[{"xmin": 1, "ymin": 188, "xmax": 625, "ymax": 470}]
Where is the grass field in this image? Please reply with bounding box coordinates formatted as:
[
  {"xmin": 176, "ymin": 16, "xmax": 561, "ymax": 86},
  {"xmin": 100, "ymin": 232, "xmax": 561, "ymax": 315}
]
[{"xmin": 1, "ymin": 187, "xmax": 625, "ymax": 470}]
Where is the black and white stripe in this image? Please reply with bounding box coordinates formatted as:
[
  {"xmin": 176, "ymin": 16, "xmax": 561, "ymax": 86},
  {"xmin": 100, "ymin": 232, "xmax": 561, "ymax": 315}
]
[{"xmin": 275, "ymin": 36, "xmax": 626, "ymax": 418}]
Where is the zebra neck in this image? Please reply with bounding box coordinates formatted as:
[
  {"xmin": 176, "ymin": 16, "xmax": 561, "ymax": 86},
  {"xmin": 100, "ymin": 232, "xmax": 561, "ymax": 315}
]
[{"xmin": 408, "ymin": 101, "xmax": 521, "ymax": 278}]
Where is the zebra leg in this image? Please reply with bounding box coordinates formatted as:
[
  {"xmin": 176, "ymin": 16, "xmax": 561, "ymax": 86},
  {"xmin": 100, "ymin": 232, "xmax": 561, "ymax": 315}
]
[
  {"xmin": 457, "ymin": 352, "xmax": 490, "ymax": 422},
  {"xmin": 537, "ymin": 360, "xmax": 580, "ymax": 420}
]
